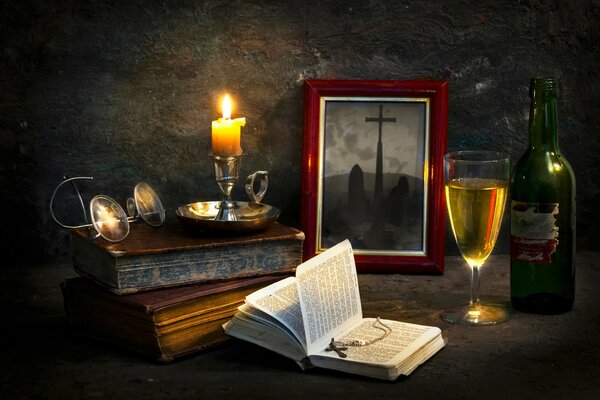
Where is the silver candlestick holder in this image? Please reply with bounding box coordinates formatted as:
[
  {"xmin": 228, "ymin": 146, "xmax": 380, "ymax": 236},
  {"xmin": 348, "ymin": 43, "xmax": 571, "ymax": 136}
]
[
  {"xmin": 176, "ymin": 156, "xmax": 277, "ymax": 232},
  {"xmin": 212, "ymin": 153, "xmax": 243, "ymax": 221}
]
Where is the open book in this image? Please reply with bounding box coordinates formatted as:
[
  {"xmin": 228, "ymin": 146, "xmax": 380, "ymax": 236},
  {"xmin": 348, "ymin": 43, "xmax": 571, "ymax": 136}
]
[{"xmin": 223, "ymin": 240, "xmax": 446, "ymax": 380}]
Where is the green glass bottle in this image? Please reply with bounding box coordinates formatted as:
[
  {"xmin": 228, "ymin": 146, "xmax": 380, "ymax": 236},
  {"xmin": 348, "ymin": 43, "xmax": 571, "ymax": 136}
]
[{"xmin": 510, "ymin": 77, "xmax": 576, "ymax": 314}]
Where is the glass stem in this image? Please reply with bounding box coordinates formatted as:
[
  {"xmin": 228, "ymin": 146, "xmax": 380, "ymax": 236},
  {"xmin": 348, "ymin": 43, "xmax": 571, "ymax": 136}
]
[{"xmin": 470, "ymin": 265, "xmax": 481, "ymax": 308}]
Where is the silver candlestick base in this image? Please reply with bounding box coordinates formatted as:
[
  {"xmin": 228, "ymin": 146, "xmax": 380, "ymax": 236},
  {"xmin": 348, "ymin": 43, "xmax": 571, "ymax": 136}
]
[
  {"xmin": 212, "ymin": 154, "xmax": 243, "ymax": 221},
  {"xmin": 177, "ymin": 157, "xmax": 275, "ymax": 232}
]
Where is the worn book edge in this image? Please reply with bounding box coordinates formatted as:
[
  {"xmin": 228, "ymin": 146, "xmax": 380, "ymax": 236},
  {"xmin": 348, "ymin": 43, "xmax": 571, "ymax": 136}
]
[
  {"xmin": 61, "ymin": 275, "xmax": 287, "ymax": 322},
  {"xmin": 71, "ymin": 223, "xmax": 304, "ymax": 293},
  {"xmin": 74, "ymin": 266, "xmax": 295, "ymax": 295}
]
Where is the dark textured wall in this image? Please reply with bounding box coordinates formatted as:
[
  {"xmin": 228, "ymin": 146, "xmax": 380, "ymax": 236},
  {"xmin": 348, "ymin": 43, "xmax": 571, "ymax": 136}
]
[{"xmin": 2, "ymin": 0, "xmax": 599, "ymax": 264}]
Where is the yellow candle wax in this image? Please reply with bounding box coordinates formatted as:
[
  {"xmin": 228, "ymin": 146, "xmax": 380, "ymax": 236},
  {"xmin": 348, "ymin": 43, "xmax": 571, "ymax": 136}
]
[
  {"xmin": 211, "ymin": 94, "xmax": 246, "ymax": 156},
  {"xmin": 211, "ymin": 117, "xmax": 246, "ymax": 156}
]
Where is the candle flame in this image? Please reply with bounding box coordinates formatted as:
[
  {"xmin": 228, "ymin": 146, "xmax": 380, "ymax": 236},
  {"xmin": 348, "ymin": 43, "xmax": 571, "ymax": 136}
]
[{"xmin": 222, "ymin": 94, "xmax": 232, "ymax": 119}]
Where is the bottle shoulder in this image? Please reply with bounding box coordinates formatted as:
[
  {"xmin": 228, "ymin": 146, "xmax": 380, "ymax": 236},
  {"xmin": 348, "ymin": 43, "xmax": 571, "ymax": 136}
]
[
  {"xmin": 511, "ymin": 148, "xmax": 575, "ymax": 201},
  {"xmin": 512, "ymin": 149, "xmax": 574, "ymax": 178}
]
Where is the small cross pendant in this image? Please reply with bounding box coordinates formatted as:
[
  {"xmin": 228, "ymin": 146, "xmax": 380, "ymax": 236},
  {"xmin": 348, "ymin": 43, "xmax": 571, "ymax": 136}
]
[{"xmin": 325, "ymin": 338, "xmax": 348, "ymax": 358}]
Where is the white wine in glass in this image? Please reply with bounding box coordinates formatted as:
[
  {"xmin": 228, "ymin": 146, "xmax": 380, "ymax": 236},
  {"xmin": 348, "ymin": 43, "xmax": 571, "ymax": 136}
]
[{"xmin": 442, "ymin": 151, "xmax": 510, "ymax": 325}]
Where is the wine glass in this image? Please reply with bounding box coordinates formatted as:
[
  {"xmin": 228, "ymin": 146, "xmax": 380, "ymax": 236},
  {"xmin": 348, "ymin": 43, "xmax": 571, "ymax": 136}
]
[{"xmin": 442, "ymin": 151, "xmax": 510, "ymax": 326}]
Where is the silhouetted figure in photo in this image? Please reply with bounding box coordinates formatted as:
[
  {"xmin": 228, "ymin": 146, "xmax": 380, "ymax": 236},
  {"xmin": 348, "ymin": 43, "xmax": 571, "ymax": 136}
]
[
  {"xmin": 347, "ymin": 164, "xmax": 371, "ymax": 223},
  {"xmin": 387, "ymin": 175, "xmax": 409, "ymax": 227}
]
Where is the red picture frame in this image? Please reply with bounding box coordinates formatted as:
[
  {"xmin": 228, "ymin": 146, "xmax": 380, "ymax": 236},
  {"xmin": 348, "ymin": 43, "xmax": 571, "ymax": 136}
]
[{"xmin": 300, "ymin": 80, "xmax": 448, "ymax": 273}]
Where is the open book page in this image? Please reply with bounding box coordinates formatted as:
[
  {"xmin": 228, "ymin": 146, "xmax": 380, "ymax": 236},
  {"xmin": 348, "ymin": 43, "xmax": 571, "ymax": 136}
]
[
  {"xmin": 223, "ymin": 314, "xmax": 308, "ymax": 364},
  {"xmin": 244, "ymin": 276, "xmax": 306, "ymax": 347},
  {"xmin": 311, "ymin": 318, "xmax": 442, "ymax": 369},
  {"xmin": 237, "ymin": 303, "xmax": 304, "ymax": 348},
  {"xmin": 296, "ymin": 240, "xmax": 362, "ymax": 355}
]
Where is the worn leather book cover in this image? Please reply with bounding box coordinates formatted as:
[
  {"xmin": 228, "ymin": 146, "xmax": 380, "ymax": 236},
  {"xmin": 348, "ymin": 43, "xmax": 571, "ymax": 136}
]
[
  {"xmin": 71, "ymin": 222, "xmax": 304, "ymax": 294},
  {"xmin": 62, "ymin": 275, "xmax": 285, "ymax": 362}
]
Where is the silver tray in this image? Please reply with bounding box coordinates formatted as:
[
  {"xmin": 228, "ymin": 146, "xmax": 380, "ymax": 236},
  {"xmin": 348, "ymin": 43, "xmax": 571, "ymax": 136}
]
[{"xmin": 175, "ymin": 201, "xmax": 280, "ymax": 233}]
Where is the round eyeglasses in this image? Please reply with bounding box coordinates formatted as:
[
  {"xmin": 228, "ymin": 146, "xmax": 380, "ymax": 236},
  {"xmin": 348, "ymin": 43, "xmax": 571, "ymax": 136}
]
[{"xmin": 49, "ymin": 176, "xmax": 165, "ymax": 242}]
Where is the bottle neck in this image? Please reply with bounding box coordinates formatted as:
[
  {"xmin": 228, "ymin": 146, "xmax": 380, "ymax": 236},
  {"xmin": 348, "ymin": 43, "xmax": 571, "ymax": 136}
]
[{"xmin": 529, "ymin": 82, "xmax": 559, "ymax": 151}]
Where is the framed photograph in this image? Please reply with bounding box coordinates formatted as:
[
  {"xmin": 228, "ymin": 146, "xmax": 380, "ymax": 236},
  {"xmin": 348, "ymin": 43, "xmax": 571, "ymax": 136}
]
[{"xmin": 301, "ymin": 80, "xmax": 448, "ymax": 273}]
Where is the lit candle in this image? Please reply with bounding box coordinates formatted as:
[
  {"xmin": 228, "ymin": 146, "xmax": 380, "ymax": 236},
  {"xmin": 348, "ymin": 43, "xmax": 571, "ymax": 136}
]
[{"xmin": 211, "ymin": 94, "xmax": 246, "ymax": 156}]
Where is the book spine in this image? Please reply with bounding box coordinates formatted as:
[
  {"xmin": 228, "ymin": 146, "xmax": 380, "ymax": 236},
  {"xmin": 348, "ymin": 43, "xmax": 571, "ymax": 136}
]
[{"xmin": 72, "ymin": 234, "xmax": 120, "ymax": 287}]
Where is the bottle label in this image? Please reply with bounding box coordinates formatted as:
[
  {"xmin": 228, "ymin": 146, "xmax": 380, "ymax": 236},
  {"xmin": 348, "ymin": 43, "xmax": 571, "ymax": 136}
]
[{"xmin": 510, "ymin": 201, "xmax": 559, "ymax": 264}]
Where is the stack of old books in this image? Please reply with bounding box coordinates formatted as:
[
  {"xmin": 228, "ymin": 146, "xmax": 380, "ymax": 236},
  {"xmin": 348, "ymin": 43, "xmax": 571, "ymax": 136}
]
[{"xmin": 61, "ymin": 221, "xmax": 304, "ymax": 362}]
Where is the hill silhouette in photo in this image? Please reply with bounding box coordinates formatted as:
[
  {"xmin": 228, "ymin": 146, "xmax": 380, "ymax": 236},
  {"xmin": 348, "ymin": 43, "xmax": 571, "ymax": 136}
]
[{"xmin": 321, "ymin": 168, "xmax": 425, "ymax": 251}]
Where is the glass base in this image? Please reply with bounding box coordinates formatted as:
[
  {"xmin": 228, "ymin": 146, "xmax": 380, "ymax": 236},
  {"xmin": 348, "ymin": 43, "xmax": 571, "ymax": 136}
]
[{"xmin": 441, "ymin": 303, "xmax": 509, "ymax": 326}]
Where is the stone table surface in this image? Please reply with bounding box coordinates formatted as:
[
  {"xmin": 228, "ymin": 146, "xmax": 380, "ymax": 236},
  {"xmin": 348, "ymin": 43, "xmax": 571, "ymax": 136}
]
[{"xmin": 2, "ymin": 253, "xmax": 600, "ymax": 400}]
